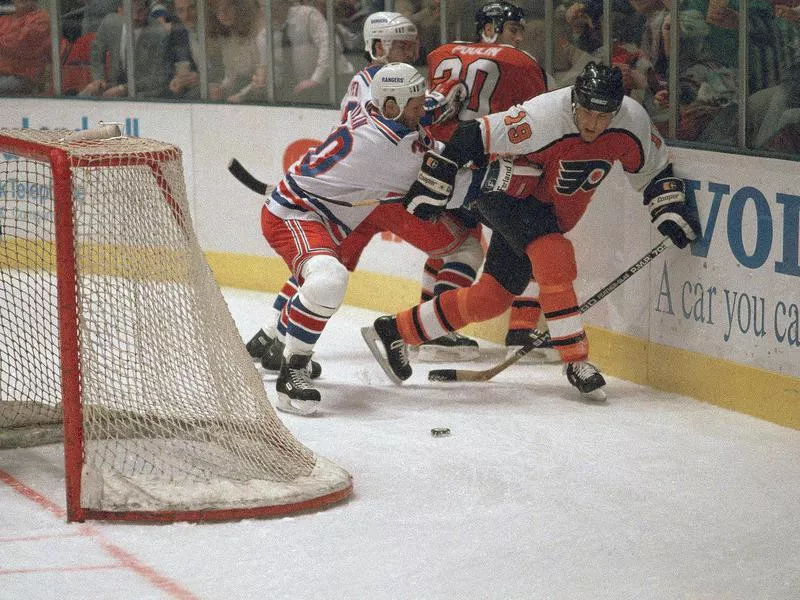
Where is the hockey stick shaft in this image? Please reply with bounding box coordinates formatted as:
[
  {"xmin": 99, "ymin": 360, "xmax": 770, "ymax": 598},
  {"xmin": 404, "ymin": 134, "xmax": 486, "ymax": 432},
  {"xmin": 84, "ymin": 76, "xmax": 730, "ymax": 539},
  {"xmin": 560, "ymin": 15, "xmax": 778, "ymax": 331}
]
[
  {"xmin": 228, "ymin": 158, "xmax": 399, "ymax": 208},
  {"xmin": 428, "ymin": 237, "xmax": 673, "ymax": 382}
]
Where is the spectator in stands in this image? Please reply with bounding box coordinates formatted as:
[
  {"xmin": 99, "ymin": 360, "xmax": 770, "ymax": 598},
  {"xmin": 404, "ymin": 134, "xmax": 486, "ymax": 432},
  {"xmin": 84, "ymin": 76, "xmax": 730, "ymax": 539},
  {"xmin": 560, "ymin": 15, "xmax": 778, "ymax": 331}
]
[
  {"xmin": 774, "ymin": 2, "xmax": 800, "ymax": 74},
  {"xmin": 166, "ymin": 0, "xmax": 206, "ymax": 98},
  {"xmin": 148, "ymin": 1, "xmax": 170, "ymax": 27},
  {"xmin": 654, "ymin": 8, "xmax": 738, "ymax": 143},
  {"xmin": 0, "ymin": 0, "xmax": 50, "ymax": 96},
  {"xmin": 748, "ymin": 62, "xmax": 800, "ymax": 152},
  {"xmin": 272, "ymin": 0, "xmax": 354, "ymax": 104},
  {"xmin": 540, "ymin": 0, "xmax": 650, "ymax": 98},
  {"xmin": 564, "ymin": 0, "xmax": 603, "ymax": 55},
  {"xmin": 335, "ymin": 0, "xmax": 373, "ymax": 47},
  {"xmin": 523, "ymin": 5, "xmax": 586, "ymax": 88},
  {"xmin": 683, "ymin": 0, "xmax": 781, "ymax": 93},
  {"xmin": 80, "ymin": 0, "xmax": 120, "ymax": 34},
  {"xmin": 78, "ymin": 0, "xmax": 172, "ymax": 98},
  {"xmin": 395, "ymin": 0, "xmax": 456, "ymax": 62},
  {"xmin": 207, "ymin": 0, "xmax": 268, "ymax": 103},
  {"xmin": 314, "ymin": 0, "xmax": 362, "ymax": 56},
  {"xmin": 625, "ymin": 0, "xmax": 669, "ymax": 128}
]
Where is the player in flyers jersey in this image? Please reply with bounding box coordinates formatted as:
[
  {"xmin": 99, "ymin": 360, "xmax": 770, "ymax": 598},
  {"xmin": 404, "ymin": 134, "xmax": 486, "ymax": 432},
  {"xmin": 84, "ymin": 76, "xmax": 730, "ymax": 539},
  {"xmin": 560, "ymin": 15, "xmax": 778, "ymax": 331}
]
[
  {"xmin": 362, "ymin": 62, "xmax": 702, "ymax": 401},
  {"xmin": 258, "ymin": 62, "xmax": 481, "ymax": 415},
  {"xmin": 423, "ymin": 0, "xmax": 560, "ymax": 363}
]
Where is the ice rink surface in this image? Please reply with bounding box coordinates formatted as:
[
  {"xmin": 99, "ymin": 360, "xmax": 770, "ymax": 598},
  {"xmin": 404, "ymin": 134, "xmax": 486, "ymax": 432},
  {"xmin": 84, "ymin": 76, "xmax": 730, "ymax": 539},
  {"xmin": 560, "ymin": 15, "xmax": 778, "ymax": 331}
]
[{"xmin": 2, "ymin": 288, "xmax": 799, "ymax": 600}]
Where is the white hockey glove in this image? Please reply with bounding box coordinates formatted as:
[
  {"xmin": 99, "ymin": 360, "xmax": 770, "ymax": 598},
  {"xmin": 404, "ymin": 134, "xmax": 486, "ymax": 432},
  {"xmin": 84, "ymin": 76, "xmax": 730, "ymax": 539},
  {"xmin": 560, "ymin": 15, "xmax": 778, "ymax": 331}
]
[
  {"xmin": 643, "ymin": 176, "xmax": 701, "ymax": 249},
  {"xmin": 423, "ymin": 80, "xmax": 468, "ymax": 125},
  {"xmin": 404, "ymin": 150, "xmax": 458, "ymax": 221}
]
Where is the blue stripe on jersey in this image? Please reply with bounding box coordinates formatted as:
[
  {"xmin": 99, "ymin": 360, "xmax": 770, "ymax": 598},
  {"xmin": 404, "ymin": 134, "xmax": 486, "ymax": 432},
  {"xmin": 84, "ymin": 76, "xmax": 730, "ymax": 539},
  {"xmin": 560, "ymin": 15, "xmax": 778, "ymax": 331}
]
[
  {"xmin": 359, "ymin": 64, "xmax": 380, "ymax": 87},
  {"xmin": 284, "ymin": 174, "xmax": 353, "ymax": 237},
  {"xmin": 298, "ymin": 127, "xmax": 354, "ymax": 177},
  {"xmin": 271, "ymin": 186, "xmax": 310, "ymax": 212}
]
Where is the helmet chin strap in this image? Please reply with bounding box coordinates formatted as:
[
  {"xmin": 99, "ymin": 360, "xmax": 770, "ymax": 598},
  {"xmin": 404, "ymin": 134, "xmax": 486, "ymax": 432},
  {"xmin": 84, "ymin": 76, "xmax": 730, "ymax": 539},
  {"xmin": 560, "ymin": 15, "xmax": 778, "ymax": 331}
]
[
  {"xmin": 480, "ymin": 24, "xmax": 499, "ymax": 43},
  {"xmin": 370, "ymin": 40, "xmax": 390, "ymax": 64},
  {"xmin": 571, "ymin": 90, "xmax": 578, "ymax": 127}
]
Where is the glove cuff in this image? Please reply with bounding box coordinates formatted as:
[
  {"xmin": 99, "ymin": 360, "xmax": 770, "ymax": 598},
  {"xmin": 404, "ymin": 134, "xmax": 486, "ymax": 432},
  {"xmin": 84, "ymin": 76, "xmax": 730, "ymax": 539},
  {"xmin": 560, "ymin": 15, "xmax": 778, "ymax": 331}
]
[{"xmin": 643, "ymin": 176, "xmax": 685, "ymax": 206}]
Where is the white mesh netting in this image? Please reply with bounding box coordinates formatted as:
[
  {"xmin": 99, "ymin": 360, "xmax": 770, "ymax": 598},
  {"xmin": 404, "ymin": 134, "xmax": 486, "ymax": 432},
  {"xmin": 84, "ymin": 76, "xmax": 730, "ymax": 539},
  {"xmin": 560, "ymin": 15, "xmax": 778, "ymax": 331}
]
[{"xmin": 0, "ymin": 129, "xmax": 351, "ymax": 519}]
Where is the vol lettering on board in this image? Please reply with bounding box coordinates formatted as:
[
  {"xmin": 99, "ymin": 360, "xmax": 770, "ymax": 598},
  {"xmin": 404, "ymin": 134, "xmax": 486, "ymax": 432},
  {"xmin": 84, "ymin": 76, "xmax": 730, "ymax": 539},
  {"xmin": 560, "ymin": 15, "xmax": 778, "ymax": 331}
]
[{"xmin": 655, "ymin": 177, "xmax": 799, "ymax": 349}]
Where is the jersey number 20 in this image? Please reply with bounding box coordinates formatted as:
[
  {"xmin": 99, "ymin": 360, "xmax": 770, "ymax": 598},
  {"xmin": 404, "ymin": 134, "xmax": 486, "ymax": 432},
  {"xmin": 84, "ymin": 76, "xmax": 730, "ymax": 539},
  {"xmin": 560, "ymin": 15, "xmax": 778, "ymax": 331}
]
[{"xmin": 431, "ymin": 57, "xmax": 501, "ymax": 121}]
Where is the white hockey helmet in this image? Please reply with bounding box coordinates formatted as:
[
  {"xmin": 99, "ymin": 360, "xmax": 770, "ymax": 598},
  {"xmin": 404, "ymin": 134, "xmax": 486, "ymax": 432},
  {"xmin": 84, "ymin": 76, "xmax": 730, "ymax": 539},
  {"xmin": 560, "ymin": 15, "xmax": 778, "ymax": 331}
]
[
  {"xmin": 363, "ymin": 11, "xmax": 418, "ymax": 64},
  {"xmin": 370, "ymin": 62, "xmax": 426, "ymax": 120}
]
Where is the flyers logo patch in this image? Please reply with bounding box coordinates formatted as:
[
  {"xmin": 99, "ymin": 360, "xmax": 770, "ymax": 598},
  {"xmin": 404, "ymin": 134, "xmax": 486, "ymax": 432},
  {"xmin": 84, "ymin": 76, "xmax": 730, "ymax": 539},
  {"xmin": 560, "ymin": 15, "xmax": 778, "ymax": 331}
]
[{"xmin": 555, "ymin": 160, "xmax": 612, "ymax": 195}]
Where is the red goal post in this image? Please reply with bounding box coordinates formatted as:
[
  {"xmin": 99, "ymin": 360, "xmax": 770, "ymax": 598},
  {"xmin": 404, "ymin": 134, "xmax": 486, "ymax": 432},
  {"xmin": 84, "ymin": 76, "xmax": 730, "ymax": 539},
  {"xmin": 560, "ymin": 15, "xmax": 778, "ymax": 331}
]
[{"xmin": 0, "ymin": 127, "xmax": 352, "ymax": 522}]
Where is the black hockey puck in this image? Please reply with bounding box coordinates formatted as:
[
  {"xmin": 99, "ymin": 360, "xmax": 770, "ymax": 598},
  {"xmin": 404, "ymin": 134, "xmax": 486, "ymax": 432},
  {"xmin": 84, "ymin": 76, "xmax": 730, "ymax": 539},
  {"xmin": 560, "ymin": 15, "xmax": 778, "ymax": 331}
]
[{"xmin": 431, "ymin": 427, "xmax": 451, "ymax": 437}]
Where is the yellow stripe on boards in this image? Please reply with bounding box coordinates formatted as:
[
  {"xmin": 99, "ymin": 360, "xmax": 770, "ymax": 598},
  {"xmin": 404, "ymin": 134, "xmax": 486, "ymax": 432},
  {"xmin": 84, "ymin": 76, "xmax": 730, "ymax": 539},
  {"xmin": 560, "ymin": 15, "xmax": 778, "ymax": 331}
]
[{"xmin": 206, "ymin": 251, "xmax": 800, "ymax": 431}]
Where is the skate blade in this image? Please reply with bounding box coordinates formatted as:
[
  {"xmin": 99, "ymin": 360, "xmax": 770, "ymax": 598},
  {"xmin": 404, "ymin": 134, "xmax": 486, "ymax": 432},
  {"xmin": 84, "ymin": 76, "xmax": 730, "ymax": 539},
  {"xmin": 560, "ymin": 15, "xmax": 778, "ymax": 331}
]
[
  {"xmin": 581, "ymin": 387, "xmax": 607, "ymax": 402},
  {"xmin": 276, "ymin": 394, "xmax": 319, "ymax": 416},
  {"xmin": 416, "ymin": 345, "xmax": 480, "ymax": 363},
  {"xmin": 360, "ymin": 326, "xmax": 406, "ymax": 385},
  {"xmin": 505, "ymin": 346, "xmax": 561, "ymax": 364}
]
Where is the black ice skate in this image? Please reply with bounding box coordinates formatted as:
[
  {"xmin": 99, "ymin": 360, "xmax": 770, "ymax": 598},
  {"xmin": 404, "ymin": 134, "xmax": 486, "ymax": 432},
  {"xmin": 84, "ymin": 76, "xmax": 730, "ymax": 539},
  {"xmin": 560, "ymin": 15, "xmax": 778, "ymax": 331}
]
[
  {"xmin": 416, "ymin": 331, "xmax": 480, "ymax": 362},
  {"xmin": 360, "ymin": 316, "xmax": 412, "ymax": 384},
  {"xmin": 504, "ymin": 328, "xmax": 561, "ymax": 364},
  {"xmin": 249, "ymin": 331, "xmax": 322, "ymax": 379},
  {"xmin": 565, "ymin": 361, "xmax": 607, "ymax": 401},
  {"xmin": 276, "ymin": 354, "xmax": 321, "ymax": 416},
  {"xmin": 245, "ymin": 329, "xmax": 272, "ymax": 361}
]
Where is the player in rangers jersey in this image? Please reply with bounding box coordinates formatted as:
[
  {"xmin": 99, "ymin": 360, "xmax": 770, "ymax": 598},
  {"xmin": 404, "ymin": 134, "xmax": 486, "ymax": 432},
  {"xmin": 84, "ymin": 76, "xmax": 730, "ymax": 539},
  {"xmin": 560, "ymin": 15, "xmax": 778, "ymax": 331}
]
[
  {"xmin": 333, "ymin": 11, "xmax": 485, "ymax": 362},
  {"xmin": 362, "ymin": 62, "xmax": 702, "ymax": 401},
  {"xmin": 340, "ymin": 11, "xmax": 420, "ymax": 112},
  {"xmin": 423, "ymin": 0, "xmax": 561, "ymax": 363},
  {"xmin": 259, "ymin": 62, "xmax": 482, "ymax": 415},
  {"xmin": 248, "ymin": 13, "xmax": 481, "ymax": 372}
]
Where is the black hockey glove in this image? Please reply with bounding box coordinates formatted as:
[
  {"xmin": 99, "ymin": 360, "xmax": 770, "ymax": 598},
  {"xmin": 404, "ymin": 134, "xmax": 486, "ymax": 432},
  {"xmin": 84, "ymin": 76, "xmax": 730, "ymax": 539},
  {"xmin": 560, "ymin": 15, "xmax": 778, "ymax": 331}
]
[
  {"xmin": 404, "ymin": 150, "xmax": 458, "ymax": 221},
  {"xmin": 643, "ymin": 175, "xmax": 701, "ymax": 248}
]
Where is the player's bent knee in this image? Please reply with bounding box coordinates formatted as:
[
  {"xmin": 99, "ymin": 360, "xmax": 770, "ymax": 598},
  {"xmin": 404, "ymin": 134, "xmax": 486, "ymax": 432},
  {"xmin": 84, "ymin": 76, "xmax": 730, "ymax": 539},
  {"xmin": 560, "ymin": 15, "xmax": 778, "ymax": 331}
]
[
  {"xmin": 462, "ymin": 273, "xmax": 515, "ymax": 322},
  {"xmin": 526, "ymin": 233, "xmax": 577, "ymax": 285},
  {"xmin": 299, "ymin": 255, "xmax": 349, "ymax": 315},
  {"xmin": 445, "ymin": 235, "xmax": 483, "ymax": 272}
]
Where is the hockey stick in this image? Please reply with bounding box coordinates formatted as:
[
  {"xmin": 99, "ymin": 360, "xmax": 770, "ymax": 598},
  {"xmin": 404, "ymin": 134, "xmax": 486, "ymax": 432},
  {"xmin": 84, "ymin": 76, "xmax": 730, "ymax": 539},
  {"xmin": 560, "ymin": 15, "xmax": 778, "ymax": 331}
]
[
  {"xmin": 228, "ymin": 158, "xmax": 400, "ymax": 208},
  {"xmin": 428, "ymin": 237, "xmax": 673, "ymax": 382},
  {"xmin": 228, "ymin": 158, "xmax": 273, "ymax": 195}
]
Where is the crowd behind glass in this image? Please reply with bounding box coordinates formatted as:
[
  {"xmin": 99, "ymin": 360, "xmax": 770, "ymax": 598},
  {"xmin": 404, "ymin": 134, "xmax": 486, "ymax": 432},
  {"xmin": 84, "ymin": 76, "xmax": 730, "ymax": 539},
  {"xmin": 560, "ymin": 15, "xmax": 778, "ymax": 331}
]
[{"xmin": 2, "ymin": 0, "xmax": 798, "ymax": 158}]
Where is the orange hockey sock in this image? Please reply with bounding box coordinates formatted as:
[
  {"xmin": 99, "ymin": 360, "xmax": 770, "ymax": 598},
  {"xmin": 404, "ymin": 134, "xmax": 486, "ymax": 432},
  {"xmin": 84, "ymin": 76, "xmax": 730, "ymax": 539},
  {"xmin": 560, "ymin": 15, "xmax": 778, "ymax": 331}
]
[{"xmin": 526, "ymin": 233, "xmax": 588, "ymax": 362}]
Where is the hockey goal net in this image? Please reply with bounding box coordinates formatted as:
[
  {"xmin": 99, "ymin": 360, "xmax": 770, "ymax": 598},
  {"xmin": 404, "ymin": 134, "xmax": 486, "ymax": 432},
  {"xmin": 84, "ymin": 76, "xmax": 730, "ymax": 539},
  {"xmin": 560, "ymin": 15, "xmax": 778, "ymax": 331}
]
[{"xmin": 0, "ymin": 126, "xmax": 352, "ymax": 522}]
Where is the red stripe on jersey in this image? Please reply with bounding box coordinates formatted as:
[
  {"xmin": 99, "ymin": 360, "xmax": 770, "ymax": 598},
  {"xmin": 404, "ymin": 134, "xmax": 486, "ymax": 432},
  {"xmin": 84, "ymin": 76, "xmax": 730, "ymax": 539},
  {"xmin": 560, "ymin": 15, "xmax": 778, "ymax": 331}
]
[
  {"xmin": 435, "ymin": 270, "xmax": 473, "ymax": 289},
  {"xmin": 277, "ymin": 180, "xmax": 315, "ymax": 212}
]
